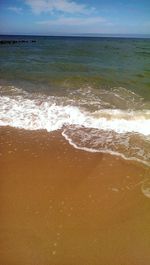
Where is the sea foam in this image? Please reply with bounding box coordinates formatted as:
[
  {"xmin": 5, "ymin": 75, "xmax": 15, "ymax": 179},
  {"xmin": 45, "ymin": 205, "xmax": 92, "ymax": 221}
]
[
  {"xmin": 0, "ymin": 87, "xmax": 150, "ymax": 166},
  {"xmin": 0, "ymin": 95, "xmax": 150, "ymax": 135}
]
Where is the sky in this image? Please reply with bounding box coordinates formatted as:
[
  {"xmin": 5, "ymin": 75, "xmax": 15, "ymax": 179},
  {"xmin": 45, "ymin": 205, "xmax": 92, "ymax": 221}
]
[{"xmin": 0, "ymin": 0, "xmax": 150, "ymax": 35}]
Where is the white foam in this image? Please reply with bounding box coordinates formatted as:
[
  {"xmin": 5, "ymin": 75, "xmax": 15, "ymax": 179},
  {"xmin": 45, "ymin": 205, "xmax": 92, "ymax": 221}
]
[
  {"xmin": 62, "ymin": 128, "xmax": 150, "ymax": 167},
  {"xmin": 0, "ymin": 95, "xmax": 150, "ymax": 136},
  {"xmin": 0, "ymin": 88, "xmax": 150, "ymax": 166}
]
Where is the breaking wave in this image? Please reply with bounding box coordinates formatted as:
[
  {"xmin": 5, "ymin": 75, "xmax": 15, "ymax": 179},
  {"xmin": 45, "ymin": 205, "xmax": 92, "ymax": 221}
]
[{"xmin": 0, "ymin": 85, "xmax": 150, "ymax": 166}]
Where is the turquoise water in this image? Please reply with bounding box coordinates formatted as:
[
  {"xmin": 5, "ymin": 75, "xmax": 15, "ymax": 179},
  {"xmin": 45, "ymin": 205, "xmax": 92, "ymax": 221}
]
[{"xmin": 0, "ymin": 36, "xmax": 150, "ymax": 166}]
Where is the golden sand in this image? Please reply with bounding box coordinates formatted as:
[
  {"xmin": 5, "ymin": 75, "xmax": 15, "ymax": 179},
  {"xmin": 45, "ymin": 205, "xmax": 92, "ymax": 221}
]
[{"xmin": 0, "ymin": 126, "xmax": 150, "ymax": 265}]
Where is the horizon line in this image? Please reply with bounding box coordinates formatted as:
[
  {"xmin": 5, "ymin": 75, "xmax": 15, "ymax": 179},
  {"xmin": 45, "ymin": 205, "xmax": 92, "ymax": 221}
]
[{"xmin": 0, "ymin": 33, "xmax": 150, "ymax": 39}]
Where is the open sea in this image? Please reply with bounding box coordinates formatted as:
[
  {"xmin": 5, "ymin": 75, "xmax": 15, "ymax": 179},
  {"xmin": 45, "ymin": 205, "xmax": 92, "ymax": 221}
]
[{"xmin": 0, "ymin": 35, "xmax": 150, "ymax": 167}]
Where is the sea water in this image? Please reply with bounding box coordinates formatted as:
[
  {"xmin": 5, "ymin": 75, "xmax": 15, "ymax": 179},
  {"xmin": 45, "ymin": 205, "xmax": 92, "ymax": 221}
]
[{"xmin": 0, "ymin": 35, "xmax": 150, "ymax": 166}]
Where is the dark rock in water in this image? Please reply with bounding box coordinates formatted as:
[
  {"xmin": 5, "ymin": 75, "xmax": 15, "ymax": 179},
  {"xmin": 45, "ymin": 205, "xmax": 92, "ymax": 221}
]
[{"xmin": 0, "ymin": 40, "xmax": 37, "ymax": 45}]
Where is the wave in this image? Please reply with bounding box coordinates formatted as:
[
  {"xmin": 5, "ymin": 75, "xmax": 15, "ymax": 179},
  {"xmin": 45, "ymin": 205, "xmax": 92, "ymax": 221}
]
[
  {"xmin": 0, "ymin": 85, "xmax": 150, "ymax": 166},
  {"xmin": 62, "ymin": 126, "xmax": 150, "ymax": 167},
  {"xmin": 0, "ymin": 94, "xmax": 150, "ymax": 134}
]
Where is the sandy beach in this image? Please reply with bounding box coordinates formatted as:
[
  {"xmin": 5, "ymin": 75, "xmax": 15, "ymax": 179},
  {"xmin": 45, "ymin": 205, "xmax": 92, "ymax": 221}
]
[{"xmin": 0, "ymin": 126, "xmax": 150, "ymax": 265}]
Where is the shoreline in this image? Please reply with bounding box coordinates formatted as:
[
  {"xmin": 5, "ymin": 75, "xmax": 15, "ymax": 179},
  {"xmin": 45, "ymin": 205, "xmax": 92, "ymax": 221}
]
[{"xmin": 0, "ymin": 126, "xmax": 150, "ymax": 264}]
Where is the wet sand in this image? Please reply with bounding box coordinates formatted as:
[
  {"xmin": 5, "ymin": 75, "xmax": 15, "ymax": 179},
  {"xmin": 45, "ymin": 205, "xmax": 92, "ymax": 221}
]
[{"xmin": 0, "ymin": 126, "xmax": 150, "ymax": 265}]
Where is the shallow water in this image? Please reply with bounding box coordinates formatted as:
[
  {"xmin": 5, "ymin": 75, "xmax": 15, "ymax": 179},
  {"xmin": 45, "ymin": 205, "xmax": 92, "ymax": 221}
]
[
  {"xmin": 0, "ymin": 35, "xmax": 150, "ymax": 97},
  {"xmin": 0, "ymin": 36, "xmax": 150, "ymax": 166}
]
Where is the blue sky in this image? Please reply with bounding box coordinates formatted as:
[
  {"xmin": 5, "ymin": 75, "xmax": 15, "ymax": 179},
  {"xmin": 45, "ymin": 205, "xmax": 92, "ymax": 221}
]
[{"xmin": 0, "ymin": 0, "xmax": 150, "ymax": 35}]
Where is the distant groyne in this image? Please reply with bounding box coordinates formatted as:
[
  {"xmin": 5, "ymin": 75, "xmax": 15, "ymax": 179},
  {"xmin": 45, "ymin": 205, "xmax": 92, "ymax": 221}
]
[{"xmin": 0, "ymin": 40, "xmax": 36, "ymax": 45}]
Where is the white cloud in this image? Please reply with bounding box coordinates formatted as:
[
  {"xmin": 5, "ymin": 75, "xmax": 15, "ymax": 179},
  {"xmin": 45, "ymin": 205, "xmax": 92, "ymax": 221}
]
[
  {"xmin": 8, "ymin": 6, "xmax": 23, "ymax": 14},
  {"xmin": 25, "ymin": 0, "xmax": 89, "ymax": 14},
  {"xmin": 24, "ymin": 0, "xmax": 113, "ymax": 34},
  {"xmin": 37, "ymin": 16, "xmax": 107, "ymax": 26},
  {"xmin": 36, "ymin": 16, "xmax": 113, "ymax": 34}
]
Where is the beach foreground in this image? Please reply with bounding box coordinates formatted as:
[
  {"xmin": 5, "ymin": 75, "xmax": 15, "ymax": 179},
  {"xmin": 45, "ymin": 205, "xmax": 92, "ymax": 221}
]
[{"xmin": 0, "ymin": 126, "xmax": 150, "ymax": 265}]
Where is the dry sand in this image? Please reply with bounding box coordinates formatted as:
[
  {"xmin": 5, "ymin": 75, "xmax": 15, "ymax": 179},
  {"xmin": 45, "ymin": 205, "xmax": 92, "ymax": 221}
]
[{"xmin": 0, "ymin": 126, "xmax": 150, "ymax": 265}]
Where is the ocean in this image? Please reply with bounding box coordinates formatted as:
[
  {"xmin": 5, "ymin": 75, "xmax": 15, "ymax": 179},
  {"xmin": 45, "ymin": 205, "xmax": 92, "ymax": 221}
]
[{"xmin": 0, "ymin": 35, "xmax": 150, "ymax": 166}]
